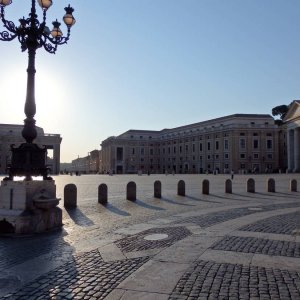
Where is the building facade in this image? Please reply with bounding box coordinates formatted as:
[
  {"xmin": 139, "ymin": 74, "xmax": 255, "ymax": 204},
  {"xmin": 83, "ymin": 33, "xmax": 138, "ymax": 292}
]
[
  {"xmin": 99, "ymin": 114, "xmax": 280, "ymax": 174},
  {"xmin": 283, "ymin": 100, "xmax": 300, "ymax": 172},
  {"xmin": 69, "ymin": 150, "xmax": 100, "ymax": 174},
  {"xmin": 0, "ymin": 124, "xmax": 62, "ymax": 175}
]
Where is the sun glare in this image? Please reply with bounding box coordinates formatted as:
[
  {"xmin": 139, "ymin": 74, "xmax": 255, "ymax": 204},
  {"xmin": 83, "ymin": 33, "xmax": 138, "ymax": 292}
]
[
  {"xmin": 0, "ymin": 66, "xmax": 68, "ymax": 132},
  {"xmin": 35, "ymin": 70, "xmax": 67, "ymax": 132},
  {"xmin": 0, "ymin": 68, "xmax": 26, "ymax": 123}
]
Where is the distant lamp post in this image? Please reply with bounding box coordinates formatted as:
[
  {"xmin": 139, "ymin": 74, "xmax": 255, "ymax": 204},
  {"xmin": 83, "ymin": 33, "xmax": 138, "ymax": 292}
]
[{"xmin": 0, "ymin": 0, "xmax": 75, "ymax": 181}]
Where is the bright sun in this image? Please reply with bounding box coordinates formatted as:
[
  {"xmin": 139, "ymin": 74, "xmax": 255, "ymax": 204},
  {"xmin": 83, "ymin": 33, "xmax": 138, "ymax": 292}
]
[{"xmin": 0, "ymin": 67, "xmax": 67, "ymax": 133}]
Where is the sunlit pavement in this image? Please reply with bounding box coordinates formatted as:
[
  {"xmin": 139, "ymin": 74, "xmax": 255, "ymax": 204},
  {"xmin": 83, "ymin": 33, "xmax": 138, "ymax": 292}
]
[{"xmin": 1, "ymin": 174, "xmax": 300, "ymax": 299}]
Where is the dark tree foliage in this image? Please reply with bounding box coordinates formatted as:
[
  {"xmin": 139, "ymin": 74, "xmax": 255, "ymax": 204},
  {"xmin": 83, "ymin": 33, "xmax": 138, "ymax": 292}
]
[{"xmin": 272, "ymin": 105, "xmax": 289, "ymax": 120}]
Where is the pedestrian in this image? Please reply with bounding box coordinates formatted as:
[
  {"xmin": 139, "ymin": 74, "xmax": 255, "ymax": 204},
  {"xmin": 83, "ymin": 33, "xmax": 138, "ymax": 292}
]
[{"xmin": 231, "ymin": 170, "xmax": 234, "ymax": 180}]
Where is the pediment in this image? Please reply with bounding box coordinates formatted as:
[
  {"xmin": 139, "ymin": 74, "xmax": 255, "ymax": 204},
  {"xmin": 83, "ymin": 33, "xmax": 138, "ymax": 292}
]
[{"xmin": 283, "ymin": 101, "xmax": 300, "ymax": 123}]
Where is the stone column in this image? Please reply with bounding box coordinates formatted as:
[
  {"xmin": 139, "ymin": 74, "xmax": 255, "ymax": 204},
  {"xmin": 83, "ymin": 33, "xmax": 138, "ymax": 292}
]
[
  {"xmin": 288, "ymin": 129, "xmax": 294, "ymax": 172},
  {"xmin": 53, "ymin": 144, "xmax": 61, "ymax": 175},
  {"xmin": 293, "ymin": 128, "xmax": 300, "ymax": 172}
]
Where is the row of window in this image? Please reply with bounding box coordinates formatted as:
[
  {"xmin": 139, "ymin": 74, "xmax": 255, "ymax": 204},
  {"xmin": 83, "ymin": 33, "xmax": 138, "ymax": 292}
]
[
  {"xmin": 130, "ymin": 130, "xmax": 273, "ymax": 141},
  {"xmin": 131, "ymin": 138, "xmax": 272, "ymax": 156},
  {"xmin": 131, "ymin": 153, "xmax": 274, "ymax": 163},
  {"xmin": 240, "ymin": 138, "xmax": 273, "ymax": 149}
]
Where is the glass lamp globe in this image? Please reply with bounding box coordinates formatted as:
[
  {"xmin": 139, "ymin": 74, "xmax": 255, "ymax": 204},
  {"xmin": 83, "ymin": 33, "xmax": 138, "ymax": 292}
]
[
  {"xmin": 63, "ymin": 5, "xmax": 76, "ymax": 28},
  {"xmin": 63, "ymin": 13, "xmax": 76, "ymax": 27},
  {"xmin": 51, "ymin": 20, "xmax": 62, "ymax": 38},
  {"xmin": 0, "ymin": 0, "xmax": 12, "ymax": 6},
  {"xmin": 37, "ymin": 0, "xmax": 52, "ymax": 10},
  {"xmin": 51, "ymin": 27, "xmax": 62, "ymax": 38}
]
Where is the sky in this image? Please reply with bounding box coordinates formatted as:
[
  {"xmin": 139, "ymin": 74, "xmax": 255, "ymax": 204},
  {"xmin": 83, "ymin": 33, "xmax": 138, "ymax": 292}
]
[{"xmin": 1, "ymin": 1, "xmax": 300, "ymax": 162}]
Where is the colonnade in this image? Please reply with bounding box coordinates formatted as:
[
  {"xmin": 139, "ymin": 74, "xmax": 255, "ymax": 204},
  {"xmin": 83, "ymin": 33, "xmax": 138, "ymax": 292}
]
[{"xmin": 287, "ymin": 128, "xmax": 300, "ymax": 172}]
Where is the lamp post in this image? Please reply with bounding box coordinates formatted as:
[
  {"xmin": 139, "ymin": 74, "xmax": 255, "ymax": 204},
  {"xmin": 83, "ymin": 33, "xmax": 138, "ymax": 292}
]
[{"xmin": 0, "ymin": 0, "xmax": 75, "ymax": 181}]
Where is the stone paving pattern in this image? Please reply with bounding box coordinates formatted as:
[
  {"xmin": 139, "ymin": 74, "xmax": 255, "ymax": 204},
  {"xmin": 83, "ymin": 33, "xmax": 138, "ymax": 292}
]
[
  {"xmin": 240, "ymin": 211, "xmax": 300, "ymax": 234},
  {"xmin": 1, "ymin": 174, "xmax": 300, "ymax": 299},
  {"xmin": 0, "ymin": 233, "xmax": 71, "ymax": 270},
  {"xmin": 212, "ymin": 236, "xmax": 300, "ymax": 258},
  {"xmin": 115, "ymin": 226, "xmax": 191, "ymax": 252},
  {"xmin": 174, "ymin": 202, "xmax": 300, "ymax": 228},
  {"xmin": 169, "ymin": 260, "xmax": 300, "ymax": 300},
  {"xmin": 2, "ymin": 250, "xmax": 149, "ymax": 300}
]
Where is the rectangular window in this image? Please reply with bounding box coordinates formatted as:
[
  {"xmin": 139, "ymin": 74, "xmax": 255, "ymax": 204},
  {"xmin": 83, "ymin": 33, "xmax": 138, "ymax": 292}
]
[
  {"xmin": 267, "ymin": 153, "xmax": 273, "ymax": 159},
  {"xmin": 240, "ymin": 138, "xmax": 246, "ymax": 149},
  {"xmin": 240, "ymin": 153, "xmax": 246, "ymax": 159},
  {"xmin": 179, "ymin": 146, "xmax": 182, "ymax": 153},
  {"xmin": 174, "ymin": 146, "xmax": 176, "ymax": 154},
  {"xmin": 224, "ymin": 153, "xmax": 229, "ymax": 159},
  {"xmin": 267, "ymin": 139, "xmax": 273, "ymax": 149},
  {"xmin": 207, "ymin": 142, "xmax": 211, "ymax": 151},
  {"xmin": 132, "ymin": 148, "xmax": 135, "ymax": 155},
  {"xmin": 192, "ymin": 144, "xmax": 195, "ymax": 152},
  {"xmin": 117, "ymin": 148, "xmax": 123, "ymax": 160},
  {"xmin": 253, "ymin": 139, "xmax": 259, "ymax": 149},
  {"xmin": 150, "ymin": 148, "xmax": 153, "ymax": 155},
  {"xmin": 224, "ymin": 139, "xmax": 229, "ymax": 150},
  {"xmin": 141, "ymin": 148, "xmax": 144, "ymax": 155},
  {"xmin": 199, "ymin": 143, "xmax": 203, "ymax": 152},
  {"xmin": 253, "ymin": 153, "xmax": 259, "ymax": 159},
  {"xmin": 215, "ymin": 141, "xmax": 219, "ymax": 150},
  {"xmin": 185, "ymin": 145, "xmax": 188, "ymax": 152}
]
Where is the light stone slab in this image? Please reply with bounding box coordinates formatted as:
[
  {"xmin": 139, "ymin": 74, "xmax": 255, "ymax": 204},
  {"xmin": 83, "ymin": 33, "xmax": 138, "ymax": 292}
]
[
  {"xmin": 125, "ymin": 248, "xmax": 163, "ymax": 259},
  {"xmin": 118, "ymin": 260, "xmax": 190, "ymax": 294},
  {"xmin": 199, "ymin": 249, "xmax": 254, "ymax": 266},
  {"xmin": 115, "ymin": 223, "xmax": 159, "ymax": 235},
  {"xmin": 147, "ymin": 217, "xmax": 175, "ymax": 225},
  {"xmin": 74, "ymin": 237, "xmax": 118, "ymax": 253},
  {"xmin": 251, "ymin": 253, "xmax": 300, "ymax": 271},
  {"xmin": 105, "ymin": 289, "xmax": 126, "ymax": 300},
  {"xmin": 106, "ymin": 289, "xmax": 169, "ymax": 300},
  {"xmin": 98, "ymin": 243, "xmax": 127, "ymax": 262},
  {"xmin": 154, "ymin": 235, "xmax": 220, "ymax": 263}
]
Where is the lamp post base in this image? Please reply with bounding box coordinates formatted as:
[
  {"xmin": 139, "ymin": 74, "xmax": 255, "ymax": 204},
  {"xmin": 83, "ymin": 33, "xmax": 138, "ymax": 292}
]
[
  {"xmin": 0, "ymin": 180, "xmax": 62, "ymax": 235},
  {"xmin": 5, "ymin": 142, "xmax": 52, "ymax": 181}
]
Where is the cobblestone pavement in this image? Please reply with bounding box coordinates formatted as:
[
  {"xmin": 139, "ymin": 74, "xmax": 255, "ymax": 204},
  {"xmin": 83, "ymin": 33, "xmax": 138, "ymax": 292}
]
[
  {"xmin": 211, "ymin": 236, "xmax": 300, "ymax": 258},
  {"xmin": 173, "ymin": 202, "xmax": 300, "ymax": 228},
  {"xmin": 169, "ymin": 260, "xmax": 300, "ymax": 300},
  {"xmin": 2, "ymin": 250, "xmax": 150, "ymax": 300},
  {"xmin": 115, "ymin": 226, "xmax": 191, "ymax": 252},
  {"xmin": 240, "ymin": 211, "xmax": 300, "ymax": 234},
  {"xmin": 0, "ymin": 232, "xmax": 72, "ymax": 270},
  {"xmin": 1, "ymin": 174, "xmax": 300, "ymax": 299}
]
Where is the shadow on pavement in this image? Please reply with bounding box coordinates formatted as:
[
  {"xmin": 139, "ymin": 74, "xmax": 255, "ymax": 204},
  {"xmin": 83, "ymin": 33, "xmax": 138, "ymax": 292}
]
[
  {"xmin": 160, "ymin": 197, "xmax": 195, "ymax": 206},
  {"xmin": 232, "ymin": 193, "xmax": 271, "ymax": 200},
  {"xmin": 185, "ymin": 195, "xmax": 220, "ymax": 203},
  {"xmin": 104, "ymin": 203, "xmax": 131, "ymax": 216},
  {"xmin": 270, "ymin": 192, "xmax": 300, "ymax": 198},
  {"xmin": 65, "ymin": 208, "xmax": 94, "ymax": 227},
  {"xmin": 0, "ymin": 229, "xmax": 75, "ymax": 297},
  {"xmin": 135, "ymin": 199, "xmax": 165, "ymax": 211}
]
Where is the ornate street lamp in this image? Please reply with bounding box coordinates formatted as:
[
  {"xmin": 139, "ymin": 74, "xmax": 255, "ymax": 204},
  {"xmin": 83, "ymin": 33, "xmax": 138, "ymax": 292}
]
[{"xmin": 0, "ymin": 0, "xmax": 75, "ymax": 181}]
